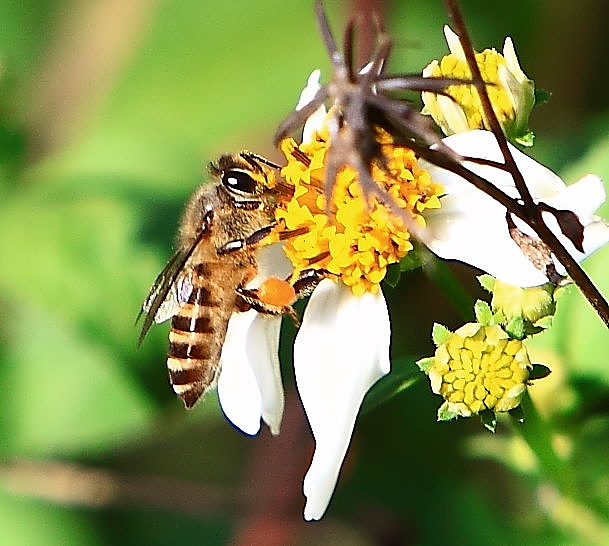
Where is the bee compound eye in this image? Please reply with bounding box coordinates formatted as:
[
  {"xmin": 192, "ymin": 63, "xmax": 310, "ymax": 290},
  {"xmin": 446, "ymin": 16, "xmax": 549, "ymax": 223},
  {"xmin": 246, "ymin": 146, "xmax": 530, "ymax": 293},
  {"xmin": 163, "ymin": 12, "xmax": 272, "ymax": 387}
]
[{"xmin": 222, "ymin": 169, "xmax": 259, "ymax": 194}]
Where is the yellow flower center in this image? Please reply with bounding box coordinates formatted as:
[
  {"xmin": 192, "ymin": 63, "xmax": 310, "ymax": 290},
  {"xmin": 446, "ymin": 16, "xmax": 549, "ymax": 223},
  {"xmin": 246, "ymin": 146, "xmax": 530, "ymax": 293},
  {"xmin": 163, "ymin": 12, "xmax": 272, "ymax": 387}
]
[
  {"xmin": 275, "ymin": 127, "xmax": 442, "ymax": 296},
  {"xmin": 429, "ymin": 49, "xmax": 515, "ymax": 129},
  {"xmin": 429, "ymin": 323, "xmax": 531, "ymax": 416}
]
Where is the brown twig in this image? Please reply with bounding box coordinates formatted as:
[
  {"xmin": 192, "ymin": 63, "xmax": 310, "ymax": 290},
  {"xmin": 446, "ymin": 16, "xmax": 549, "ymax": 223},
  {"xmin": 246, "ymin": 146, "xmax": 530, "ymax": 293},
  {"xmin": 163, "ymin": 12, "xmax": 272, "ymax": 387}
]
[{"xmin": 444, "ymin": 0, "xmax": 609, "ymax": 328}]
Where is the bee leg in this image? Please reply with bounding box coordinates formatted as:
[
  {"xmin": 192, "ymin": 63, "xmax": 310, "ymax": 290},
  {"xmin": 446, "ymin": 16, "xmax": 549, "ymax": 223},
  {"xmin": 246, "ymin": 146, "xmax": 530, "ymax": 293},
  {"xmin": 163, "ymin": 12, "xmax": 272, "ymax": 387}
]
[
  {"xmin": 217, "ymin": 224, "xmax": 310, "ymax": 255},
  {"xmin": 291, "ymin": 268, "xmax": 334, "ymax": 299},
  {"xmin": 236, "ymin": 268, "xmax": 333, "ymax": 321},
  {"xmin": 235, "ymin": 286, "xmax": 299, "ymax": 325},
  {"xmin": 237, "ymin": 268, "xmax": 334, "ymax": 309},
  {"xmin": 217, "ymin": 224, "xmax": 277, "ymax": 255}
]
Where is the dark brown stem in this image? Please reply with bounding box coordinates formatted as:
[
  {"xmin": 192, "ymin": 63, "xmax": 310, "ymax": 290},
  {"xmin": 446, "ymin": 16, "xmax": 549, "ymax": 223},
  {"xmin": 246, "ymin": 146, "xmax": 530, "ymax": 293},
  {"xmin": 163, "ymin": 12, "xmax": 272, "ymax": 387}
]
[{"xmin": 444, "ymin": 0, "xmax": 609, "ymax": 328}]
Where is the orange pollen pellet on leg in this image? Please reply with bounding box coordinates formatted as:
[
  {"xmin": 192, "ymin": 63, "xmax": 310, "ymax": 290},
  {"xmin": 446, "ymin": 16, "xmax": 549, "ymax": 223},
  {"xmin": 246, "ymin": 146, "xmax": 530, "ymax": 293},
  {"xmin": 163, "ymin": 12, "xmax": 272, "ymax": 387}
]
[{"xmin": 258, "ymin": 277, "xmax": 296, "ymax": 307}]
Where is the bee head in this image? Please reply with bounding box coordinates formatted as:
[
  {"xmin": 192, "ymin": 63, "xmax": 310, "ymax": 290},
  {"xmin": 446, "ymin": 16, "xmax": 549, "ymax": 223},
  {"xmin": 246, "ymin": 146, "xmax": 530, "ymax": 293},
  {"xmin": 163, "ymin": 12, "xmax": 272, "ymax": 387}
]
[{"xmin": 210, "ymin": 152, "xmax": 283, "ymax": 208}]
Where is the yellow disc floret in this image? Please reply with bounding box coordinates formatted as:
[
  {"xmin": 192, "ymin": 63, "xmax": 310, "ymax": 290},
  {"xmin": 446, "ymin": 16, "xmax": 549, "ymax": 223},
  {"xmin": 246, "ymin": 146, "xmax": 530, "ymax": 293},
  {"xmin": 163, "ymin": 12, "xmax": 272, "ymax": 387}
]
[
  {"xmin": 427, "ymin": 323, "xmax": 531, "ymax": 417},
  {"xmin": 275, "ymin": 127, "xmax": 442, "ymax": 296},
  {"xmin": 422, "ymin": 26, "xmax": 535, "ymax": 144},
  {"xmin": 430, "ymin": 49, "xmax": 514, "ymax": 130}
]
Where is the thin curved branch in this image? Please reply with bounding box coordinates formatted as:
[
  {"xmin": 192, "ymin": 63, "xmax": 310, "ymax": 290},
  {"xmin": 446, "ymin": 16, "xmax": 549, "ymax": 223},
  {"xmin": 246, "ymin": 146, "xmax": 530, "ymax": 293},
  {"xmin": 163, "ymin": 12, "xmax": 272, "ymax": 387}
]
[{"xmin": 445, "ymin": 0, "xmax": 609, "ymax": 327}]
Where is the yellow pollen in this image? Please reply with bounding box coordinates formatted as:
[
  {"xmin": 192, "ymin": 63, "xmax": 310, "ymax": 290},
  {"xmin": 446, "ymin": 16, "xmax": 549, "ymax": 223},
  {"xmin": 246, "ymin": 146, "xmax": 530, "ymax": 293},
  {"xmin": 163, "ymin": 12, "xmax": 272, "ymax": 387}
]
[{"xmin": 275, "ymin": 127, "xmax": 442, "ymax": 295}]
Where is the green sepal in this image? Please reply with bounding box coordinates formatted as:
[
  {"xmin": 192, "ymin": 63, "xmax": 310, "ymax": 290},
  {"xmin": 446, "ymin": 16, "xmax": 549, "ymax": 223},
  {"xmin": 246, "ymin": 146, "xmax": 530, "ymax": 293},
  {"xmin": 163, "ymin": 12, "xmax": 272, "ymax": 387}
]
[
  {"xmin": 534, "ymin": 88, "xmax": 552, "ymax": 106},
  {"xmin": 553, "ymin": 283, "xmax": 569, "ymax": 301},
  {"xmin": 493, "ymin": 309, "xmax": 507, "ymax": 325},
  {"xmin": 416, "ymin": 356, "xmax": 435, "ymax": 373},
  {"xmin": 431, "ymin": 322, "xmax": 451, "ymax": 346},
  {"xmin": 529, "ymin": 363, "xmax": 552, "ymax": 380},
  {"xmin": 504, "ymin": 315, "xmax": 525, "ymax": 340},
  {"xmin": 509, "ymin": 405, "xmax": 525, "ymax": 424},
  {"xmin": 474, "ymin": 300, "xmax": 493, "ymax": 325},
  {"xmin": 480, "ymin": 410, "xmax": 497, "ymax": 433},
  {"xmin": 514, "ymin": 131, "xmax": 535, "ymax": 148},
  {"xmin": 437, "ymin": 402, "xmax": 459, "ymax": 422},
  {"xmin": 383, "ymin": 262, "xmax": 402, "ymax": 288},
  {"xmin": 533, "ymin": 315, "xmax": 553, "ymax": 330},
  {"xmin": 478, "ymin": 274, "xmax": 495, "ymax": 293},
  {"xmin": 399, "ymin": 251, "xmax": 423, "ymax": 272}
]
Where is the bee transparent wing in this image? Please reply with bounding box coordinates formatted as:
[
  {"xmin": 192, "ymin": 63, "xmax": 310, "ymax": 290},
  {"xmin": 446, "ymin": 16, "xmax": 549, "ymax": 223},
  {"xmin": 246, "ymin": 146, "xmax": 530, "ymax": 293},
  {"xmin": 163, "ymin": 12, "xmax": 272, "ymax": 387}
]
[
  {"xmin": 153, "ymin": 270, "xmax": 194, "ymax": 324},
  {"xmin": 137, "ymin": 248, "xmax": 194, "ymax": 346},
  {"xmin": 138, "ymin": 209, "xmax": 214, "ymax": 346}
]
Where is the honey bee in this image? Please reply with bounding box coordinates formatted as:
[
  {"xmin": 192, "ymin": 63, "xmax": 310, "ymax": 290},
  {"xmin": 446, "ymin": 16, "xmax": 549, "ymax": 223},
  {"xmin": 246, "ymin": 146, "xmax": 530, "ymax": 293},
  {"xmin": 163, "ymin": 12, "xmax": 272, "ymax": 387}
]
[{"xmin": 138, "ymin": 152, "xmax": 296, "ymax": 408}]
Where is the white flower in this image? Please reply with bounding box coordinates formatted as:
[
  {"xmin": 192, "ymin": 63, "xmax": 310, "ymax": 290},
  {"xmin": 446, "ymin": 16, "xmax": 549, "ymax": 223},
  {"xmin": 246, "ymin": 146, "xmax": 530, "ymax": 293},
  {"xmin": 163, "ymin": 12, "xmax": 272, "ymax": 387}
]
[
  {"xmin": 289, "ymin": 71, "xmax": 393, "ymax": 520},
  {"xmin": 421, "ymin": 130, "xmax": 609, "ymax": 286},
  {"xmin": 218, "ymin": 70, "xmax": 391, "ymax": 521}
]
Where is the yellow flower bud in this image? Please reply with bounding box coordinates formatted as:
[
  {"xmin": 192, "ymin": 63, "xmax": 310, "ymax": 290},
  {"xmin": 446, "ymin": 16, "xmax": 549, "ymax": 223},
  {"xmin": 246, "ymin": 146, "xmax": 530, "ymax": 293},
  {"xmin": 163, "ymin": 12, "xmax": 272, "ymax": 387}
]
[
  {"xmin": 424, "ymin": 323, "xmax": 531, "ymax": 419},
  {"xmin": 490, "ymin": 278, "xmax": 557, "ymax": 325},
  {"xmin": 422, "ymin": 26, "xmax": 535, "ymax": 146}
]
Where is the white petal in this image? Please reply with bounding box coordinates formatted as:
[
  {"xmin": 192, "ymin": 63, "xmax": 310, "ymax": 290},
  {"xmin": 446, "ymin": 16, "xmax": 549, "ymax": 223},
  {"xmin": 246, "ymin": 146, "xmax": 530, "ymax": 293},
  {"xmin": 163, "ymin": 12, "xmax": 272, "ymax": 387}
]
[
  {"xmin": 546, "ymin": 174, "xmax": 605, "ymax": 223},
  {"xmin": 444, "ymin": 25, "xmax": 466, "ymax": 61},
  {"xmin": 579, "ymin": 219, "xmax": 609, "ymax": 257},
  {"xmin": 296, "ymin": 69, "xmax": 321, "ymax": 110},
  {"xmin": 216, "ymin": 242, "xmax": 289, "ymax": 435},
  {"xmin": 497, "ymin": 64, "xmax": 519, "ymax": 113},
  {"xmin": 421, "ymin": 131, "xmax": 609, "ymax": 286},
  {"xmin": 432, "ymin": 130, "xmax": 565, "ymax": 198},
  {"xmin": 218, "ymin": 311, "xmax": 263, "ymax": 436},
  {"xmin": 502, "ymin": 37, "xmax": 528, "ymax": 83},
  {"xmin": 294, "ymin": 280, "xmax": 390, "ymax": 520},
  {"xmin": 422, "ymin": 60, "xmax": 437, "ymax": 79},
  {"xmin": 424, "ymin": 189, "xmax": 550, "ymax": 286},
  {"xmin": 436, "ymin": 94, "xmax": 471, "ymax": 135},
  {"xmin": 296, "ymin": 69, "xmax": 327, "ymax": 144},
  {"xmin": 218, "ymin": 311, "xmax": 284, "ymax": 436},
  {"xmin": 246, "ymin": 313, "xmax": 284, "ymax": 435}
]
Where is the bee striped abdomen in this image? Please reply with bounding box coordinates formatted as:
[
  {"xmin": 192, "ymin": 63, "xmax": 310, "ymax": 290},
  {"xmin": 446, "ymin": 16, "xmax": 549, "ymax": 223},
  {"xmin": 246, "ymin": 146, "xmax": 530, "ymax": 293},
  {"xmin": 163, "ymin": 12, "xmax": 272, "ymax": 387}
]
[{"xmin": 167, "ymin": 263, "xmax": 233, "ymax": 409}]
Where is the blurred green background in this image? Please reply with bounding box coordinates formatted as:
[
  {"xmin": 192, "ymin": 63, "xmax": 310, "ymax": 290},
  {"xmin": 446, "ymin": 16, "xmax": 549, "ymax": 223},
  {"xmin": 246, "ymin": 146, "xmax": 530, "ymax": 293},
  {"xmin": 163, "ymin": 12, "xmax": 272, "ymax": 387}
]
[{"xmin": 1, "ymin": 0, "xmax": 609, "ymax": 544}]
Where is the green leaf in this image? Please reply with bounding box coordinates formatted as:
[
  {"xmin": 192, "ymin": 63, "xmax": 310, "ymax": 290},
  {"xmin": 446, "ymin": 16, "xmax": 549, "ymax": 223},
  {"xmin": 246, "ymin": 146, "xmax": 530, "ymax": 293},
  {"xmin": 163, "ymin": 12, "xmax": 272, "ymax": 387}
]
[
  {"xmin": 0, "ymin": 300, "xmax": 155, "ymax": 457},
  {"xmin": 361, "ymin": 357, "xmax": 422, "ymax": 415},
  {"xmin": 0, "ymin": 191, "xmax": 159, "ymax": 456},
  {"xmin": 0, "ymin": 490, "xmax": 99, "ymax": 546},
  {"xmin": 383, "ymin": 262, "xmax": 402, "ymax": 288}
]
